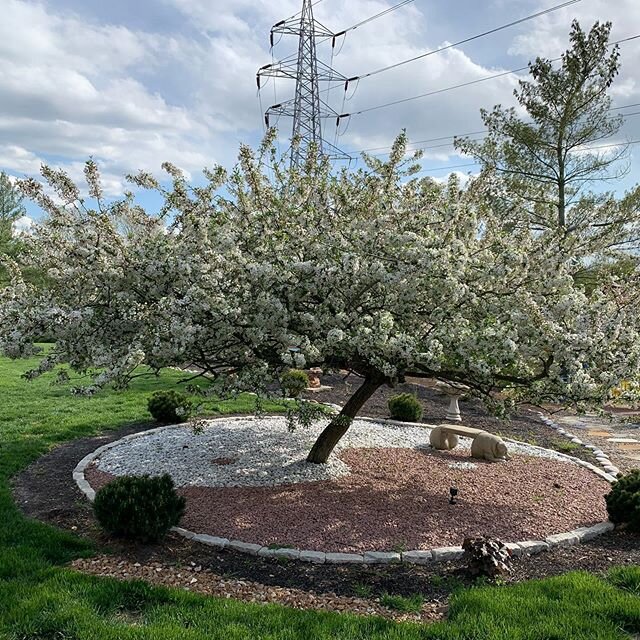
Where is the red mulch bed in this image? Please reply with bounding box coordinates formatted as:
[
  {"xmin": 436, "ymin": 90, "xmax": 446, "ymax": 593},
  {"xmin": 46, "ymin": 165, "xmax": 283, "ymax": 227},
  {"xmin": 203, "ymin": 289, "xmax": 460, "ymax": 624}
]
[{"xmin": 85, "ymin": 446, "xmax": 609, "ymax": 553}]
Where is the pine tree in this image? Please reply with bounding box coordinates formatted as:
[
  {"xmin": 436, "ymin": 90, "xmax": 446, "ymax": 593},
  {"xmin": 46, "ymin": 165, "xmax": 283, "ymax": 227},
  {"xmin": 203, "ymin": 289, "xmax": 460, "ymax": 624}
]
[
  {"xmin": 0, "ymin": 171, "xmax": 26, "ymax": 247},
  {"xmin": 456, "ymin": 21, "xmax": 640, "ymax": 253}
]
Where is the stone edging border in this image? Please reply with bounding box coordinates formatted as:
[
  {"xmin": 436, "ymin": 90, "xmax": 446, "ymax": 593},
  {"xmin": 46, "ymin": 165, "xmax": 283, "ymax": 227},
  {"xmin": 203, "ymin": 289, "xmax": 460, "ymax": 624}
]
[
  {"xmin": 535, "ymin": 411, "xmax": 621, "ymax": 477},
  {"xmin": 73, "ymin": 415, "xmax": 616, "ymax": 566}
]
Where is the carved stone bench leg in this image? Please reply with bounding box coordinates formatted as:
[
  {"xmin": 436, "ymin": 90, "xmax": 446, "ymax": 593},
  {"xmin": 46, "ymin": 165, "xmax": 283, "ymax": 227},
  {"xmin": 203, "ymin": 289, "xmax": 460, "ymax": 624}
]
[{"xmin": 429, "ymin": 425, "xmax": 459, "ymax": 450}]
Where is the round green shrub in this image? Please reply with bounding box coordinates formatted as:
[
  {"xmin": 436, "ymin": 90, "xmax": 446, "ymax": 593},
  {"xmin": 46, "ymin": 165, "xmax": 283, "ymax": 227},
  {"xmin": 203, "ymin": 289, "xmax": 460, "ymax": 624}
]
[
  {"xmin": 388, "ymin": 393, "xmax": 423, "ymax": 422},
  {"xmin": 280, "ymin": 369, "xmax": 309, "ymax": 398},
  {"xmin": 605, "ymin": 469, "xmax": 640, "ymax": 531},
  {"xmin": 93, "ymin": 474, "xmax": 186, "ymax": 543},
  {"xmin": 147, "ymin": 390, "xmax": 193, "ymax": 423}
]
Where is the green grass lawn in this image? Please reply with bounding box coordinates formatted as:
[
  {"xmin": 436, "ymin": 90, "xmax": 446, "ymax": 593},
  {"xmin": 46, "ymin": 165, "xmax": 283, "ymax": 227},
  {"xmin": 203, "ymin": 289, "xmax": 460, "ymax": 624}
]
[{"xmin": 0, "ymin": 352, "xmax": 639, "ymax": 639}]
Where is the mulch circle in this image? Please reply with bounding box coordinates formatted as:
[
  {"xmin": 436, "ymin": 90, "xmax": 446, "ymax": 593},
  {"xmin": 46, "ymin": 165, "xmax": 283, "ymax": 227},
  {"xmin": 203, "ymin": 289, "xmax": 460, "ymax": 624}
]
[
  {"xmin": 11, "ymin": 380, "xmax": 640, "ymax": 615},
  {"xmin": 85, "ymin": 443, "xmax": 609, "ymax": 554}
]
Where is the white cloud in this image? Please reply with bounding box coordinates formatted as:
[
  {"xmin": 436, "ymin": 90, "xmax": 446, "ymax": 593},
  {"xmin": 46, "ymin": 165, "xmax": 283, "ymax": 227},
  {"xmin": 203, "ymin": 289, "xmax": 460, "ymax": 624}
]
[
  {"xmin": 0, "ymin": 0, "xmax": 638, "ymax": 203},
  {"xmin": 12, "ymin": 215, "xmax": 34, "ymax": 236}
]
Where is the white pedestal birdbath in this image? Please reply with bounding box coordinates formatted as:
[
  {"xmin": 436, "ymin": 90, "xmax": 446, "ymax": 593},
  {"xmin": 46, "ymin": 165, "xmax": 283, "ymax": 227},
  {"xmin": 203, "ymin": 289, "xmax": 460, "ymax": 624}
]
[{"xmin": 435, "ymin": 381, "xmax": 469, "ymax": 422}]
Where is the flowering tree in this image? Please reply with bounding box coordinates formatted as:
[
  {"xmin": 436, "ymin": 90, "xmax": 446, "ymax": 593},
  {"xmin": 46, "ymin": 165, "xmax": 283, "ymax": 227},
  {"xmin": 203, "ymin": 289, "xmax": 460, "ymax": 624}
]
[{"xmin": 2, "ymin": 132, "xmax": 640, "ymax": 463}]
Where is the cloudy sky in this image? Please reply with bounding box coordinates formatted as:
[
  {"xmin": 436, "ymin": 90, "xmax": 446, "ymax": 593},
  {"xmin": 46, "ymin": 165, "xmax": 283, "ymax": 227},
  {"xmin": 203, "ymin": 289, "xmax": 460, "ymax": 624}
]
[{"xmin": 1, "ymin": 0, "xmax": 640, "ymax": 221}]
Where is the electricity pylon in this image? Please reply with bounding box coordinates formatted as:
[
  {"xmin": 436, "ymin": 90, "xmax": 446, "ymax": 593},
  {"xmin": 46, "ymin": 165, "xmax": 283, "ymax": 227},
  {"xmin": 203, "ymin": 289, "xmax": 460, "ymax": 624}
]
[{"xmin": 257, "ymin": 0, "xmax": 349, "ymax": 167}]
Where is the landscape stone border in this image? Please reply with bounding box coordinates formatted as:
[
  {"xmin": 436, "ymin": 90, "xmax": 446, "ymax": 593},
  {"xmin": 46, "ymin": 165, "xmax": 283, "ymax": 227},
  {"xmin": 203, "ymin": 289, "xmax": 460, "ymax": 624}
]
[
  {"xmin": 535, "ymin": 411, "xmax": 622, "ymax": 477},
  {"xmin": 73, "ymin": 415, "xmax": 616, "ymax": 565}
]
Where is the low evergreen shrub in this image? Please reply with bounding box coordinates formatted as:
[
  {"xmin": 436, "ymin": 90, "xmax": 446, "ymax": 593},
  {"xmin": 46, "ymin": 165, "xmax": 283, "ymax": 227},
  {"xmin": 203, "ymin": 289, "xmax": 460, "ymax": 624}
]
[
  {"xmin": 280, "ymin": 369, "xmax": 309, "ymax": 398},
  {"xmin": 605, "ymin": 469, "xmax": 640, "ymax": 531},
  {"xmin": 388, "ymin": 393, "xmax": 423, "ymax": 422},
  {"xmin": 147, "ymin": 390, "xmax": 193, "ymax": 423},
  {"xmin": 93, "ymin": 474, "xmax": 186, "ymax": 543}
]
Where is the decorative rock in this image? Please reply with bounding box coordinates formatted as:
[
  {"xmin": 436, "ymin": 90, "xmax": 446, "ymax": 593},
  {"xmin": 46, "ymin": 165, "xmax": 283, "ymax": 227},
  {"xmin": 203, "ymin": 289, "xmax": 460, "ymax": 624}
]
[
  {"xmin": 504, "ymin": 542, "xmax": 523, "ymax": 557},
  {"xmin": 192, "ymin": 534, "xmax": 229, "ymax": 549},
  {"xmin": 363, "ymin": 551, "xmax": 401, "ymax": 564},
  {"xmin": 401, "ymin": 550, "xmax": 434, "ymax": 565},
  {"xmin": 325, "ymin": 553, "xmax": 364, "ymax": 564},
  {"xmin": 570, "ymin": 438, "xmax": 583, "ymax": 445},
  {"xmin": 572, "ymin": 522, "xmax": 614, "ymax": 541},
  {"xmin": 227, "ymin": 540, "xmax": 263, "ymax": 555},
  {"xmin": 257, "ymin": 547, "xmax": 278, "ymax": 559},
  {"xmin": 299, "ymin": 550, "xmax": 326, "ymax": 564},
  {"xmin": 518, "ymin": 540, "xmax": 549, "ymax": 555},
  {"xmin": 545, "ymin": 532, "xmax": 579, "ymax": 547},
  {"xmin": 273, "ymin": 548, "xmax": 301, "ymax": 560},
  {"xmin": 172, "ymin": 527, "xmax": 195, "ymax": 539},
  {"xmin": 431, "ymin": 546, "xmax": 464, "ymax": 561}
]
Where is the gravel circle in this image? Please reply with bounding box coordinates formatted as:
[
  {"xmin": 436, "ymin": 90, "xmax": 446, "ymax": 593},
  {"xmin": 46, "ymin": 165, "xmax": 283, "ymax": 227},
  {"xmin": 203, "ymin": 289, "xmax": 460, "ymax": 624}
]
[{"xmin": 93, "ymin": 416, "xmax": 571, "ymax": 488}]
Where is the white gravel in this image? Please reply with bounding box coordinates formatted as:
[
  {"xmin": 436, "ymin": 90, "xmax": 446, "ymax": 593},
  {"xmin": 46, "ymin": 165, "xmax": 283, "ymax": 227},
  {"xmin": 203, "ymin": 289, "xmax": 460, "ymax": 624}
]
[{"xmin": 94, "ymin": 416, "xmax": 574, "ymax": 488}]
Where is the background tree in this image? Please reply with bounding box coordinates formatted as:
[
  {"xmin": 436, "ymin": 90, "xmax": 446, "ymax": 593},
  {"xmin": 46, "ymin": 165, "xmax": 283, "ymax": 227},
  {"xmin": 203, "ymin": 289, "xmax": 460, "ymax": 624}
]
[
  {"xmin": 0, "ymin": 171, "xmax": 26, "ymax": 247},
  {"xmin": 2, "ymin": 134, "xmax": 639, "ymax": 464},
  {"xmin": 0, "ymin": 171, "xmax": 28, "ymax": 286},
  {"xmin": 456, "ymin": 20, "xmax": 640, "ymax": 256}
]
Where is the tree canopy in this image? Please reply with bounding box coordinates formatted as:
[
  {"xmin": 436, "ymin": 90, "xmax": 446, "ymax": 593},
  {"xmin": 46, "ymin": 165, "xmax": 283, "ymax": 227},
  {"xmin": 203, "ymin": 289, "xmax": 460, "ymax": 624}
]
[{"xmin": 1, "ymin": 132, "xmax": 639, "ymax": 463}]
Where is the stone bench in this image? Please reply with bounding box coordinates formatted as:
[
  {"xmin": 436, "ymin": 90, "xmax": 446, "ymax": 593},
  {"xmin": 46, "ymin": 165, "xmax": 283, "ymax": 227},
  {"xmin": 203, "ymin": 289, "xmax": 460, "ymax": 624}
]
[{"xmin": 429, "ymin": 424, "xmax": 509, "ymax": 463}]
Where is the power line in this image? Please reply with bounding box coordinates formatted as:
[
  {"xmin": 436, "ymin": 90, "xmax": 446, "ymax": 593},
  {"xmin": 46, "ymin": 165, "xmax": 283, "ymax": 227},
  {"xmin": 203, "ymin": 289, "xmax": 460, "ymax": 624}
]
[
  {"xmin": 361, "ymin": 108, "xmax": 640, "ymax": 158},
  {"xmin": 336, "ymin": 33, "xmax": 640, "ymax": 125},
  {"xmin": 357, "ymin": 102, "xmax": 640, "ymax": 154},
  {"xmin": 340, "ymin": 0, "xmax": 583, "ymax": 89},
  {"xmin": 332, "ymin": 0, "xmax": 415, "ymax": 41},
  {"xmin": 339, "ymin": 66, "xmax": 529, "ymax": 121},
  {"xmin": 412, "ymin": 139, "xmax": 640, "ymax": 177}
]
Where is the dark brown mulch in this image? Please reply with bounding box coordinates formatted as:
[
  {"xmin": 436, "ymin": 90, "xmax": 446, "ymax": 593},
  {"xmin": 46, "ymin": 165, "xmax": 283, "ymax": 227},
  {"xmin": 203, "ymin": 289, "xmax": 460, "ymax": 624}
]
[{"xmin": 11, "ymin": 406, "xmax": 640, "ymax": 603}]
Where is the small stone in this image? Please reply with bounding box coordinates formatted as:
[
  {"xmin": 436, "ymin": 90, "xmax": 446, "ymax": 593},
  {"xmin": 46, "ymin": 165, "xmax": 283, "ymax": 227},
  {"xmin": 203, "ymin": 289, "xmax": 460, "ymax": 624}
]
[
  {"xmin": 431, "ymin": 546, "xmax": 464, "ymax": 562},
  {"xmin": 545, "ymin": 532, "xmax": 579, "ymax": 547},
  {"xmin": 272, "ymin": 548, "xmax": 300, "ymax": 560},
  {"xmin": 192, "ymin": 534, "xmax": 229, "ymax": 549},
  {"xmin": 325, "ymin": 552, "xmax": 364, "ymax": 564},
  {"xmin": 572, "ymin": 522, "xmax": 614, "ymax": 541},
  {"xmin": 401, "ymin": 550, "xmax": 434, "ymax": 565},
  {"xmin": 504, "ymin": 542, "xmax": 522, "ymax": 557},
  {"xmin": 363, "ymin": 551, "xmax": 401, "ymax": 564},
  {"xmin": 518, "ymin": 540, "xmax": 549, "ymax": 555},
  {"xmin": 570, "ymin": 438, "xmax": 583, "ymax": 445},
  {"xmin": 299, "ymin": 550, "xmax": 326, "ymax": 564},
  {"xmin": 227, "ymin": 540, "xmax": 263, "ymax": 556}
]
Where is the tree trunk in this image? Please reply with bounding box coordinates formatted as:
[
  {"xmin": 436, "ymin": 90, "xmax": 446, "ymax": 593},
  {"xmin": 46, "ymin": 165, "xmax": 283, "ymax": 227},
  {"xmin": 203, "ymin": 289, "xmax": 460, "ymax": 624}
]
[{"xmin": 306, "ymin": 375, "xmax": 383, "ymax": 464}]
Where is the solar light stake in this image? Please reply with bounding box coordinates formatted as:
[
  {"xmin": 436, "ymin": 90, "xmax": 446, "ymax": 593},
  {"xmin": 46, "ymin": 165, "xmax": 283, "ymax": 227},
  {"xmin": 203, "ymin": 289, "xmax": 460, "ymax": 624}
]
[{"xmin": 449, "ymin": 486, "xmax": 458, "ymax": 505}]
